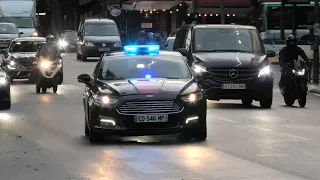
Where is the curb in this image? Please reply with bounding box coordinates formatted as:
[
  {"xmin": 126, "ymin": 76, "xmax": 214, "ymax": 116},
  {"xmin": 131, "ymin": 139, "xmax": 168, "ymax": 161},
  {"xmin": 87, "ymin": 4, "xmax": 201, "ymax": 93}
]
[{"xmin": 308, "ymin": 84, "xmax": 320, "ymax": 95}]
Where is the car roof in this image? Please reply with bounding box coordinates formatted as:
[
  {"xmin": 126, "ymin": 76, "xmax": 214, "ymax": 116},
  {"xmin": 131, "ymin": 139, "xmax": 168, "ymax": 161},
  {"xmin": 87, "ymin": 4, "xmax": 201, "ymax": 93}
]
[
  {"xmin": 103, "ymin": 50, "xmax": 182, "ymax": 59},
  {"xmin": 12, "ymin": 37, "xmax": 46, "ymax": 41},
  {"xmin": 193, "ymin": 24, "xmax": 256, "ymax": 30},
  {"xmin": 84, "ymin": 18, "xmax": 115, "ymax": 24}
]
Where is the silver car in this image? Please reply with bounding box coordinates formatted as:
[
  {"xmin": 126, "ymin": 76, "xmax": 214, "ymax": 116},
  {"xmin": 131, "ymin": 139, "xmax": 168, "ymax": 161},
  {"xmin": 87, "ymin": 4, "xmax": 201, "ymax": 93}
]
[{"xmin": 0, "ymin": 23, "xmax": 22, "ymax": 49}]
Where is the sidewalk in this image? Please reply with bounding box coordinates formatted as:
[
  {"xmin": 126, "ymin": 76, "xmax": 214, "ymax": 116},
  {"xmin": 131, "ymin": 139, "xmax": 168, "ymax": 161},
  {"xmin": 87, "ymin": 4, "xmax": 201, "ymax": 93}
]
[{"xmin": 309, "ymin": 84, "xmax": 320, "ymax": 94}]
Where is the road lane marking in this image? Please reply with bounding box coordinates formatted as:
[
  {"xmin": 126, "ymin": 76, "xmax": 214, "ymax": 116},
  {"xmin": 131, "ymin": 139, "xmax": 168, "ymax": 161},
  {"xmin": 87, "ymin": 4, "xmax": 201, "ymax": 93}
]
[
  {"xmin": 281, "ymin": 133, "xmax": 309, "ymax": 141},
  {"xmin": 217, "ymin": 117, "xmax": 239, "ymax": 124},
  {"xmin": 247, "ymin": 125, "xmax": 272, "ymax": 132},
  {"xmin": 126, "ymin": 161, "xmax": 165, "ymax": 174}
]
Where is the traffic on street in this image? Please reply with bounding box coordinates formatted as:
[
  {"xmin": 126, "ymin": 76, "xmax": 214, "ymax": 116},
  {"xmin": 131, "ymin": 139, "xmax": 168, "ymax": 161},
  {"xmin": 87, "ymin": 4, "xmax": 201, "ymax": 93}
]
[{"xmin": 1, "ymin": 52, "xmax": 320, "ymax": 180}]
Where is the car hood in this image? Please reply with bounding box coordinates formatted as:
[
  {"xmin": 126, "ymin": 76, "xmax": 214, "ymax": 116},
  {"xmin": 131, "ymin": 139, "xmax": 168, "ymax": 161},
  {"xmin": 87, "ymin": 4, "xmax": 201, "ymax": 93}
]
[
  {"xmin": 0, "ymin": 34, "xmax": 18, "ymax": 39},
  {"xmin": 10, "ymin": 52, "xmax": 37, "ymax": 60},
  {"xmin": 84, "ymin": 36, "xmax": 121, "ymax": 43},
  {"xmin": 193, "ymin": 52, "xmax": 267, "ymax": 68},
  {"xmin": 100, "ymin": 79, "xmax": 190, "ymax": 96},
  {"xmin": 18, "ymin": 28, "xmax": 36, "ymax": 37}
]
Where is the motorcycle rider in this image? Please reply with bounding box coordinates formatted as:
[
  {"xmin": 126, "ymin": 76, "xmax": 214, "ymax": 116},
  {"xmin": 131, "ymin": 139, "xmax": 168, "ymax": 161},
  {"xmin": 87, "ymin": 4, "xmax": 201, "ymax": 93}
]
[
  {"xmin": 279, "ymin": 35, "xmax": 312, "ymax": 88},
  {"xmin": 36, "ymin": 34, "xmax": 62, "ymax": 60},
  {"xmin": 136, "ymin": 31, "xmax": 148, "ymax": 45},
  {"xmin": 147, "ymin": 32, "xmax": 155, "ymax": 44}
]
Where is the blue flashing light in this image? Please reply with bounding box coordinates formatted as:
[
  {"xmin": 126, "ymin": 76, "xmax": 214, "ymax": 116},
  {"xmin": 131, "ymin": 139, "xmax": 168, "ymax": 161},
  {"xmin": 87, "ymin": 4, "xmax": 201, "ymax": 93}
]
[
  {"xmin": 145, "ymin": 74, "xmax": 152, "ymax": 79},
  {"xmin": 123, "ymin": 45, "xmax": 160, "ymax": 56}
]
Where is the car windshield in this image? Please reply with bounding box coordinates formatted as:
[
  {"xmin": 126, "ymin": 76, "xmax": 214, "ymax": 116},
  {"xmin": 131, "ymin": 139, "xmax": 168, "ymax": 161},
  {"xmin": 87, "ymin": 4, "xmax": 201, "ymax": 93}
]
[
  {"xmin": 9, "ymin": 41, "xmax": 45, "ymax": 52},
  {"xmin": 84, "ymin": 24, "xmax": 119, "ymax": 36},
  {"xmin": 0, "ymin": 24, "xmax": 18, "ymax": 34},
  {"xmin": 194, "ymin": 28, "xmax": 264, "ymax": 54},
  {"xmin": 98, "ymin": 55, "xmax": 191, "ymax": 80},
  {"xmin": 0, "ymin": 17, "xmax": 34, "ymax": 28},
  {"xmin": 62, "ymin": 31, "xmax": 77, "ymax": 39}
]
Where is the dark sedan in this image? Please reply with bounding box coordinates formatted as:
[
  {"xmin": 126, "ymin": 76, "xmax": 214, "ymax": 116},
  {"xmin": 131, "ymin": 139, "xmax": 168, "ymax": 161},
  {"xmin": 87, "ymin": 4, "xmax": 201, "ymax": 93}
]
[
  {"xmin": 77, "ymin": 45, "xmax": 207, "ymax": 143},
  {"xmin": 0, "ymin": 37, "xmax": 45, "ymax": 82}
]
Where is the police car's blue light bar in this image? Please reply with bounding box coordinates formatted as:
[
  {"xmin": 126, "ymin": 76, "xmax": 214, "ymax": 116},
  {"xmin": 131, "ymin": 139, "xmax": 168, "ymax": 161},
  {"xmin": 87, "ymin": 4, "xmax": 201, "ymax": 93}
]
[{"xmin": 123, "ymin": 45, "xmax": 160, "ymax": 55}]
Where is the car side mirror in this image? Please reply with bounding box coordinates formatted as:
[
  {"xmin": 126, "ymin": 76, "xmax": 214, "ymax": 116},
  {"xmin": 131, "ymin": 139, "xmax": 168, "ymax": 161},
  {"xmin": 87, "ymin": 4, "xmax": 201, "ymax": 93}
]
[
  {"xmin": 266, "ymin": 50, "xmax": 276, "ymax": 57},
  {"xmin": 178, "ymin": 48, "xmax": 189, "ymax": 57},
  {"xmin": 18, "ymin": 32, "xmax": 23, "ymax": 37},
  {"xmin": 77, "ymin": 73, "xmax": 91, "ymax": 84},
  {"xmin": 164, "ymin": 43, "xmax": 168, "ymax": 48},
  {"xmin": 0, "ymin": 49, "xmax": 7, "ymax": 54}
]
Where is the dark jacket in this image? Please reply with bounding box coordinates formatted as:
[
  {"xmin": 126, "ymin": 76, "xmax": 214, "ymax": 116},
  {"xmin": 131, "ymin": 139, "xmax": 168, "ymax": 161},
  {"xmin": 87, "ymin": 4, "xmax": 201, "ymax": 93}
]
[
  {"xmin": 279, "ymin": 45, "xmax": 310, "ymax": 68},
  {"xmin": 36, "ymin": 43, "xmax": 61, "ymax": 60}
]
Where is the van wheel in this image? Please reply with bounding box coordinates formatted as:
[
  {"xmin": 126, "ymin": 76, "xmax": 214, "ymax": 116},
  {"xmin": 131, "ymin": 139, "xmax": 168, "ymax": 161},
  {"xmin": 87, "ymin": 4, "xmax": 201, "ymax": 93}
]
[
  {"xmin": 260, "ymin": 89, "xmax": 273, "ymax": 108},
  {"xmin": 42, "ymin": 87, "xmax": 47, "ymax": 93},
  {"xmin": 53, "ymin": 85, "xmax": 58, "ymax": 93}
]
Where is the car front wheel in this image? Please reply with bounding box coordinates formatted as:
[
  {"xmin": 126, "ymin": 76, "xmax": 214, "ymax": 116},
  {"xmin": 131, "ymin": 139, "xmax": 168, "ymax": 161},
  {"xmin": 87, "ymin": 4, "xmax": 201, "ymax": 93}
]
[{"xmin": 260, "ymin": 89, "xmax": 273, "ymax": 108}]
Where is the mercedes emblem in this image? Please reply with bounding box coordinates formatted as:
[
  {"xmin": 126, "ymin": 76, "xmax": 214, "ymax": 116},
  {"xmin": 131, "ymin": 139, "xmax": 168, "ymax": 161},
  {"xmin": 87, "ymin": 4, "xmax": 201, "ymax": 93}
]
[
  {"xmin": 229, "ymin": 69, "xmax": 238, "ymax": 78},
  {"xmin": 102, "ymin": 43, "xmax": 106, "ymax": 47}
]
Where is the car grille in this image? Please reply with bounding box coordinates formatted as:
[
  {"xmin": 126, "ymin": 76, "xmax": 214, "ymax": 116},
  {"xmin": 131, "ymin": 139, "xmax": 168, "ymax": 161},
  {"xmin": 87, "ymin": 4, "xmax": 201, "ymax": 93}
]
[
  {"xmin": 0, "ymin": 39, "xmax": 10, "ymax": 48},
  {"xmin": 93, "ymin": 42, "xmax": 114, "ymax": 48},
  {"xmin": 117, "ymin": 100, "xmax": 183, "ymax": 115},
  {"xmin": 208, "ymin": 67, "xmax": 259, "ymax": 82},
  {"xmin": 18, "ymin": 57, "xmax": 35, "ymax": 70}
]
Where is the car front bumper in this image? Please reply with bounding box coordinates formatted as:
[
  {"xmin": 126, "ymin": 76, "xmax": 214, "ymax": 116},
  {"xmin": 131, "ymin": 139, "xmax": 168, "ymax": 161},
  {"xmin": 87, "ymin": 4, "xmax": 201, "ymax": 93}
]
[
  {"xmin": 82, "ymin": 46, "xmax": 122, "ymax": 57},
  {"xmin": 87, "ymin": 97, "xmax": 207, "ymax": 136},
  {"xmin": 199, "ymin": 75, "xmax": 274, "ymax": 101}
]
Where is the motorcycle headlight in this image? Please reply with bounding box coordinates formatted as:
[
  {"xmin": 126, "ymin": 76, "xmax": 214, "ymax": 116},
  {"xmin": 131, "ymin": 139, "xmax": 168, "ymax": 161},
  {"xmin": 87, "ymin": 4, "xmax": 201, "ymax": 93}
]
[
  {"xmin": 0, "ymin": 77, "xmax": 7, "ymax": 84},
  {"xmin": 84, "ymin": 42, "xmax": 94, "ymax": 47},
  {"xmin": 192, "ymin": 64, "xmax": 207, "ymax": 73},
  {"xmin": 93, "ymin": 94, "xmax": 118, "ymax": 106},
  {"xmin": 292, "ymin": 69, "xmax": 305, "ymax": 76},
  {"xmin": 181, "ymin": 92, "xmax": 203, "ymax": 103},
  {"xmin": 58, "ymin": 40, "xmax": 68, "ymax": 48},
  {"xmin": 40, "ymin": 61, "xmax": 51, "ymax": 69},
  {"xmin": 114, "ymin": 42, "xmax": 122, "ymax": 47},
  {"xmin": 258, "ymin": 66, "xmax": 271, "ymax": 77}
]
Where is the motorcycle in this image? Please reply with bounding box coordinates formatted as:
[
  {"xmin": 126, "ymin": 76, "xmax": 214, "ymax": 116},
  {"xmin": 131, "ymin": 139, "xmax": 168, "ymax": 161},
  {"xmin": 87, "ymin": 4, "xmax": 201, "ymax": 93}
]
[
  {"xmin": 34, "ymin": 56, "xmax": 63, "ymax": 93},
  {"xmin": 280, "ymin": 60, "xmax": 308, "ymax": 107}
]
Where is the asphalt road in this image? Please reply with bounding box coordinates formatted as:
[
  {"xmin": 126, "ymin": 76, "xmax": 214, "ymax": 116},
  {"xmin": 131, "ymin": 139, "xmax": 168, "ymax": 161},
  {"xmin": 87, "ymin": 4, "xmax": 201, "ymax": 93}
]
[{"xmin": 1, "ymin": 53, "xmax": 320, "ymax": 180}]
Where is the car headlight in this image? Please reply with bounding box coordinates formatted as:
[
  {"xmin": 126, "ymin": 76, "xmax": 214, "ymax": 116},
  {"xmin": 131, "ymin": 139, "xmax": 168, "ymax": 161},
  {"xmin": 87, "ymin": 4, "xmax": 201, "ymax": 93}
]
[
  {"xmin": 58, "ymin": 40, "xmax": 68, "ymax": 48},
  {"xmin": 7, "ymin": 60, "xmax": 15, "ymax": 69},
  {"xmin": 114, "ymin": 42, "xmax": 122, "ymax": 47},
  {"xmin": 192, "ymin": 64, "xmax": 207, "ymax": 73},
  {"xmin": 93, "ymin": 94, "xmax": 118, "ymax": 106},
  {"xmin": 0, "ymin": 77, "xmax": 6, "ymax": 84},
  {"xmin": 84, "ymin": 42, "xmax": 94, "ymax": 47},
  {"xmin": 40, "ymin": 61, "xmax": 51, "ymax": 69},
  {"xmin": 181, "ymin": 92, "xmax": 203, "ymax": 103},
  {"xmin": 32, "ymin": 32, "xmax": 38, "ymax": 37},
  {"xmin": 258, "ymin": 66, "xmax": 271, "ymax": 77},
  {"xmin": 292, "ymin": 69, "xmax": 305, "ymax": 76}
]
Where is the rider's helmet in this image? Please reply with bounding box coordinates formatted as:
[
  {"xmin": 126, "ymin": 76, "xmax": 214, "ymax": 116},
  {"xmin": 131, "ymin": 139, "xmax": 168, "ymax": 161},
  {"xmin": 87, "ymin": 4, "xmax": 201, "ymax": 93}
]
[
  {"xmin": 46, "ymin": 35, "xmax": 55, "ymax": 44},
  {"xmin": 286, "ymin": 35, "xmax": 297, "ymax": 46}
]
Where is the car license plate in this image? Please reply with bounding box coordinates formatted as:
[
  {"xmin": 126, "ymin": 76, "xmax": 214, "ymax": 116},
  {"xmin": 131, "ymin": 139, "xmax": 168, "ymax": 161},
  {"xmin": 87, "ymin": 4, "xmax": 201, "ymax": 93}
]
[
  {"xmin": 134, "ymin": 115, "xmax": 168, "ymax": 123},
  {"xmin": 222, "ymin": 84, "xmax": 246, "ymax": 89},
  {"xmin": 99, "ymin": 48, "xmax": 110, "ymax": 51}
]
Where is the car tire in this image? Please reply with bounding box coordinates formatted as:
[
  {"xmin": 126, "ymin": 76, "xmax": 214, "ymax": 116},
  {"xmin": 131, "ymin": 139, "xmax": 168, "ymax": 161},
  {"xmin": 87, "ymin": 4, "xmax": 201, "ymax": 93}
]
[
  {"xmin": 242, "ymin": 98, "xmax": 253, "ymax": 106},
  {"xmin": 260, "ymin": 89, "xmax": 273, "ymax": 108},
  {"xmin": 193, "ymin": 115, "xmax": 207, "ymax": 141},
  {"xmin": 1, "ymin": 100, "xmax": 11, "ymax": 110},
  {"xmin": 89, "ymin": 130, "xmax": 102, "ymax": 143}
]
